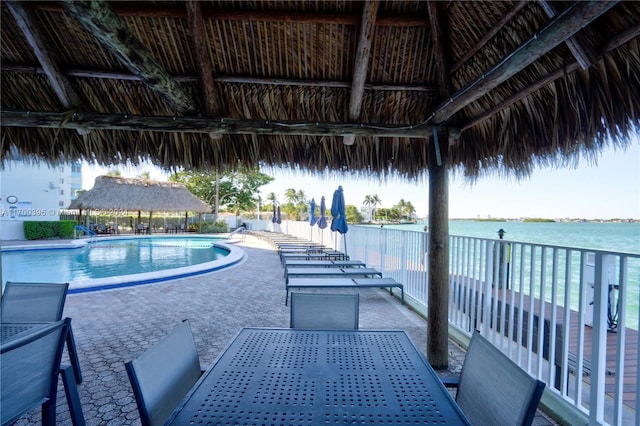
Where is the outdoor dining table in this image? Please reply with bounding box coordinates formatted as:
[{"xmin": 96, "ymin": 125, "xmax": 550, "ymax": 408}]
[
  {"xmin": 166, "ymin": 328, "xmax": 471, "ymax": 425},
  {"xmin": 1, "ymin": 322, "xmax": 50, "ymax": 342}
]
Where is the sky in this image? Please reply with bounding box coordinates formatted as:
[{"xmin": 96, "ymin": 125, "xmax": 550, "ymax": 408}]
[{"xmin": 82, "ymin": 136, "xmax": 640, "ymax": 220}]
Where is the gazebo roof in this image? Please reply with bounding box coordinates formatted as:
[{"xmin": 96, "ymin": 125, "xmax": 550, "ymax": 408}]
[
  {"xmin": 1, "ymin": 1, "xmax": 638, "ymax": 179},
  {"xmin": 68, "ymin": 175, "xmax": 211, "ymax": 213}
]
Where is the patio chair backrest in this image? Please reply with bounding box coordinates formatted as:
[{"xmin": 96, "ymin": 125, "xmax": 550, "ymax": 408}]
[
  {"xmin": 455, "ymin": 331, "xmax": 546, "ymax": 426},
  {"xmin": 290, "ymin": 292, "xmax": 359, "ymax": 330},
  {"xmin": 1, "ymin": 282, "xmax": 69, "ymax": 323},
  {"xmin": 1, "ymin": 318, "xmax": 70, "ymax": 426},
  {"xmin": 125, "ymin": 320, "xmax": 202, "ymax": 426}
]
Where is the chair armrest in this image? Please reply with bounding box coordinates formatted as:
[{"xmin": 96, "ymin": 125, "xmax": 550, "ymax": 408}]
[{"xmin": 440, "ymin": 376, "xmax": 460, "ymax": 388}]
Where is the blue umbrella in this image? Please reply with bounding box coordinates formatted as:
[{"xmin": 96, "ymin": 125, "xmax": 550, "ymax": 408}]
[
  {"xmin": 309, "ymin": 198, "xmax": 317, "ymax": 226},
  {"xmin": 330, "ymin": 186, "xmax": 348, "ymax": 255},
  {"xmin": 271, "ymin": 205, "xmax": 277, "ymax": 223},
  {"xmin": 309, "ymin": 198, "xmax": 317, "ymax": 240},
  {"xmin": 277, "ymin": 205, "xmax": 282, "ymax": 224},
  {"xmin": 317, "ymin": 196, "xmax": 327, "ymax": 245}
]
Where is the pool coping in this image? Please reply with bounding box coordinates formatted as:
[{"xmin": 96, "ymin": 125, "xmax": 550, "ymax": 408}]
[{"xmin": 2, "ymin": 234, "xmax": 247, "ymax": 293}]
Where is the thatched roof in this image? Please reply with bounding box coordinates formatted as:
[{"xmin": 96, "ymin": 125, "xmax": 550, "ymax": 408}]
[
  {"xmin": 68, "ymin": 175, "xmax": 211, "ymax": 213},
  {"xmin": 1, "ymin": 1, "xmax": 639, "ymax": 179}
]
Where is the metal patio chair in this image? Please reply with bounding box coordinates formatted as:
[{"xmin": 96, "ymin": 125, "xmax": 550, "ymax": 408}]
[
  {"xmin": 443, "ymin": 331, "xmax": 546, "ymax": 426},
  {"xmin": 125, "ymin": 320, "xmax": 202, "ymax": 426},
  {"xmin": 1, "ymin": 318, "xmax": 85, "ymax": 426},
  {"xmin": 1, "ymin": 281, "xmax": 83, "ymax": 383},
  {"xmin": 290, "ymin": 292, "xmax": 359, "ymax": 330}
]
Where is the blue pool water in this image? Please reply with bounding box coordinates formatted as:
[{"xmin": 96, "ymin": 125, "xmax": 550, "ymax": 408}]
[{"xmin": 1, "ymin": 236, "xmax": 245, "ymax": 292}]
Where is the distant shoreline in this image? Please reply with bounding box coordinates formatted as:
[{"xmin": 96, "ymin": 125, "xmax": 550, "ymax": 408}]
[
  {"xmin": 360, "ymin": 218, "xmax": 638, "ymax": 225},
  {"xmin": 450, "ymin": 218, "xmax": 639, "ymax": 223}
]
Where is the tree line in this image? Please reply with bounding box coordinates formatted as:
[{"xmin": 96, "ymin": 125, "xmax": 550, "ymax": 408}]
[{"xmin": 106, "ymin": 167, "xmax": 416, "ymax": 223}]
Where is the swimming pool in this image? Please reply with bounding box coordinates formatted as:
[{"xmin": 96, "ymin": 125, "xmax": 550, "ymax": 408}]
[{"xmin": 1, "ymin": 235, "xmax": 245, "ymax": 293}]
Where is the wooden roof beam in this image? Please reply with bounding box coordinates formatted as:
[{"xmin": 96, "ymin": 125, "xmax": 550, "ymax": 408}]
[
  {"xmin": 1, "ymin": 110, "xmax": 446, "ymax": 139},
  {"xmin": 345, "ymin": 0, "xmax": 379, "ymax": 146},
  {"xmin": 6, "ymin": 0, "xmax": 89, "ymax": 135},
  {"xmin": 538, "ymin": 0, "xmax": 593, "ymax": 69},
  {"xmin": 62, "ymin": 0, "xmax": 199, "ymax": 116},
  {"xmin": 186, "ymin": 1, "xmax": 222, "ymax": 139},
  {"xmin": 30, "ymin": 2, "xmax": 427, "ymax": 27},
  {"xmin": 427, "ymin": 0, "xmax": 619, "ymax": 125},
  {"xmin": 449, "ymin": 1, "xmax": 528, "ymax": 75},
  {"xmin": 463, "ymin": 23, "xmax": 640, "ymax": 131},
  {"xmin": 1, "ymin": 64, "xmax": 438, "ymax": 92}
]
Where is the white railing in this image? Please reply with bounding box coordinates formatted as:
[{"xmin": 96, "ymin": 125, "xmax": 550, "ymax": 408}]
[{"xmin": 262, "ymin": 221, "xmax": 639, "ymax": 426}]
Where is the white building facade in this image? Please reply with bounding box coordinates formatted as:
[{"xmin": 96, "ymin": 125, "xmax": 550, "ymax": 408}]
[{"xmin": 1, "ymin": 160, "xmax": 81, "ymax": 240}]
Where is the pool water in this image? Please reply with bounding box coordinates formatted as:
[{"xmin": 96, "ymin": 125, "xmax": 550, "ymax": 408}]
[{"xmin": 2, "ymin": 236, "xmax": 244, "ymax": 292}]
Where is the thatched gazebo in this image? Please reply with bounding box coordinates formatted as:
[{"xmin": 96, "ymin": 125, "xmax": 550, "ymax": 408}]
[
  {"xmin": 1, "ymin": 1, "xmax": 638, "ymax": 366},
  {"xmin": 69, "ymin": 175, "xmax": 212, "ymax": 231}
]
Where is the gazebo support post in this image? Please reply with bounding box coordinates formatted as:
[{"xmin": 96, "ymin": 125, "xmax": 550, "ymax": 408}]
[{"xmin": 427, "ymin": 128, "xmax": 450, "ymax": 369}]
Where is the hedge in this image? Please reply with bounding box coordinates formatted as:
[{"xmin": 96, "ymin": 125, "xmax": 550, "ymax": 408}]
[{"xmin": 23, "ymin": 220, "xmax": 77, "ymax": 240}]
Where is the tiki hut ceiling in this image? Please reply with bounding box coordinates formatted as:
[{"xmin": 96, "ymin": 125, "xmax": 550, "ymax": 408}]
[
  {"xmin": 1, "ymin": 1, "xmax": 639, "ymax": 180},
  {"xmin": 68, "ymin": 175, "xmax": 212, "ymax": 212}
]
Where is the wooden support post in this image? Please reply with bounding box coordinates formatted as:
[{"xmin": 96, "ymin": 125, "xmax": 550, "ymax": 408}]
[{"xmin": 427, "ymin": 129, "xmax": 449, "ymax": 368}]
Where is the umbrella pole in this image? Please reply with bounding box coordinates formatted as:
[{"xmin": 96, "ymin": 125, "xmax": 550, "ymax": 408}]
[{"xmin": 343, "ymin": 233, "xmax": 348, "ymax": 256}]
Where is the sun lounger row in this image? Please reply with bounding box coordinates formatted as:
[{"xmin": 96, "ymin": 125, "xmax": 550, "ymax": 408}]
[
  {"xmin": 249, "ymin": 231, "xmax": 404, "ymax": 306},
  {"xmin": 247, "ymin": 230, "xmax": 350, "ymax": 263}
]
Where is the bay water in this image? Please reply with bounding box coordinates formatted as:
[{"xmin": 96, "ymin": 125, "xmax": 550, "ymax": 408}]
[
  {"xmin": 384, "ymin": 220, "xmax": 639, "ymax": 254},
  {"xmin": 381, "ymin": 220, "xmax": 640, "ymax": 329}
]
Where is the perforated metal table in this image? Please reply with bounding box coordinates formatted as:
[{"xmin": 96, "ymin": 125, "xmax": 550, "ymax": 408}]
[
  {"xmin": 166, "ymin": 328, "xmax": 470, "ymax": 425},
  {"xmin": 1, "ymin": 322, "xmax": 49, "ymax": 342}
]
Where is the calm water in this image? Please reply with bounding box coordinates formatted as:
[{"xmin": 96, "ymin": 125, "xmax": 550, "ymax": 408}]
[
  {"xmin": 2, "ymin": 237, "xmax": 229, "ymax": 284},
  {"xmin": 384, "ymin": 220, "xmax": 640, "ymax": 254},
  {"xmin": 381, "ymin": 220, "xmax": 640, "ymax": 329}
]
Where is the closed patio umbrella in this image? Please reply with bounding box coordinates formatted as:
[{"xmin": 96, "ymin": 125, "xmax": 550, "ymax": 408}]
[
  {"xmin": 272, "ymin": 205, "xmax": 277, "ymax": 223},
  {"xmin": 309, "ymin": 198, "xmax": 317, "ymax": 240},
  {"xmin": 317, "ymin": 196, "xmax": 327, "ymax": 245},
  {"xmin": 276, "ymin": 205, "xmax": 282, "ymax": 224},
  {"xmin": 330, "ymin": 186, "xmax": 348, "ymax": 255}
]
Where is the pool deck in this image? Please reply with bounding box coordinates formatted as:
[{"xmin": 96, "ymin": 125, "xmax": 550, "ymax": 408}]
[{"xmin": 3, "ymin": 235, "xmax": 556, "ymax": 425}]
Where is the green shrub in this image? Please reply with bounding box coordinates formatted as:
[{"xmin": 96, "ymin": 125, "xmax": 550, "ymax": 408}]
[
  {"xmin": 58, "ymin": 220, "xmax": 77, "ymax": 238},
  {"xmin": 24, "ymin": 221, "xmax": 58, "ymax": 240},
  {"xmin": 198, "ymin": 221, "xmax": 228, "ymax": 233},
  {"xmin": 23, "ymin": 220, "xmax": 77, "ymax": 240}
]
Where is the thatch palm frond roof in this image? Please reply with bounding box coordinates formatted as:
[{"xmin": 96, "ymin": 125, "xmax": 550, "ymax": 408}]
[
  {"xmin": 0, "ymin": 1, "xmax": 638, "ymax": 179},
  {"xmin": 68, "ymin": 175, "xmax": 211, "ymax": 213}
]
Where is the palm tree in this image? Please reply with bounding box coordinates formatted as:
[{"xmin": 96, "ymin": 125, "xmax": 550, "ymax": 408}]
[
  {"xmin": 364, "ymin": 194, "xmax": 382, "ymax": 222},
  {"xmin": 284, "ymin": 188, "xmax": 297, "ymax": 204},
  {"xmin": 404, "ymin": 200, "xmax": 416, "ymax": 221},
  {"xmin": 395, "ymin": 199, "xmax": 416, "ymax": 221}
]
